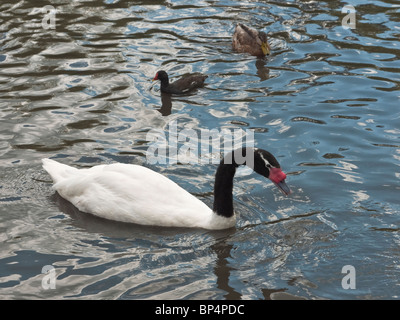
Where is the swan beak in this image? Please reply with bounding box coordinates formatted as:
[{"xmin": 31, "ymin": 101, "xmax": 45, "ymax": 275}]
[
  {"xmin": 274, "ymin": 180, "xmax": 291, "ymax": 196},
  {"xmin": 261, "ymin": 42, "xmax": 270, "ymax": 56}
]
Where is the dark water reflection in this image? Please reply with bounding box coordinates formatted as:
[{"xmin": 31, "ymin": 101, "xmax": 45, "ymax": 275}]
[{"xmin": 0, "ymin": 0, "xmax": 399, "ymax": 299}]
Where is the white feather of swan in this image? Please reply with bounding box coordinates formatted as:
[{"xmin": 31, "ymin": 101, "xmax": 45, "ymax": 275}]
[{"xmin": 42, "ymin": 159, "xmax": 236, "ymax": 230}]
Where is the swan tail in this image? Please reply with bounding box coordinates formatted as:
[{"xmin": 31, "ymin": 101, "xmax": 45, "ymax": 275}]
[{"xmin": 42, "ymin": 158, "xmax": 77, "ymax": 184}]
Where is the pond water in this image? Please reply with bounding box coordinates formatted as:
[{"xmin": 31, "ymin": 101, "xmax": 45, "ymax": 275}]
[{"xmin": 0, "ymin": 0, "xmax": 399, "ymax": 299}]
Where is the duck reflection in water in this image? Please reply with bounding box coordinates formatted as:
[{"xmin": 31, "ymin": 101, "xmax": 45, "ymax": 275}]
[{"xmin": 157, "ymin": 92, "xmax": 173, "ymax": 116}]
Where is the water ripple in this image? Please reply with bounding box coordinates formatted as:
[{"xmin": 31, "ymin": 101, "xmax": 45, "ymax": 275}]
[{"xmin": 0, "ymin": 0, "xmax": 399, "ymax": 300}]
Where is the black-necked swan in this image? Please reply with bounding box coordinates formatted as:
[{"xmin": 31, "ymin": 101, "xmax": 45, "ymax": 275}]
[{"xmin": 42, "ymin": 147, "xmax": 290, "ymax": 230}]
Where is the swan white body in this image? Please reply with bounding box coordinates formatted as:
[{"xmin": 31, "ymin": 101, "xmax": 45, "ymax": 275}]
[{"xmin": 42, "ymin": 159, "xmax": 236, "ymax": 230}]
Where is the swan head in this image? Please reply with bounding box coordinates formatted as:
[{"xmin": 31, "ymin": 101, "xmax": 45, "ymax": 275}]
[
  {"xmin": 221, "ymin": 148, "xmax": 291, "ymax": 196},
  {"xmin": 253, "ymin": 148, "xmax": 291, "ymax": 195}
]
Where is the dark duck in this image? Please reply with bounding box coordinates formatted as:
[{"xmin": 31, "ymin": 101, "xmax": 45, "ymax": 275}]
[{"xmin": 153, "ymin": 70, "xmax": 208, "ymax": 94}]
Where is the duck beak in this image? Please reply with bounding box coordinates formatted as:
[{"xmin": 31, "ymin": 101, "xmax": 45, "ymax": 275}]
[
  {"xmin": 261, "ymin": 42, "xmax": 270, "ymax": 56},
  {"xmin": 274, "ymin": 180, "xmax": 291, "ymax": 196}
]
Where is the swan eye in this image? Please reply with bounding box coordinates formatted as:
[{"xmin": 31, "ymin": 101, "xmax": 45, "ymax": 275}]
[{"xmin": 259, "ymin": 152, "xmax": 273, "ymax": 170}]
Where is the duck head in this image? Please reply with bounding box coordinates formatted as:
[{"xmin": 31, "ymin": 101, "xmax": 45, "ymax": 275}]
[
  {"xmin": 258, "ymin": 32, "xmax": 271, "ymax": 56},
  {"xmin": 153, "ymin": 70, "xmax": 169, "ymax": 82}
]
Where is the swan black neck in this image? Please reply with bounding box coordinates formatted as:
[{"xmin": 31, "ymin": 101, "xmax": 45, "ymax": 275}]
[
  {"xmin": 212, "ymin": 147, "xmax": 282, "ymax": 218},
  {"xmin": 213, "ymin": 162, "xmax": 237, "ymax": 218},
  {"xmin": 213, "ymin": 147, "xmax": 253, "ymax": 218}
]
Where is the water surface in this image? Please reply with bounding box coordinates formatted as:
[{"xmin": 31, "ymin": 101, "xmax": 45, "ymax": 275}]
[{"xmin": 0, "ymin": 0, "xmax": 399, "ymax": 299}]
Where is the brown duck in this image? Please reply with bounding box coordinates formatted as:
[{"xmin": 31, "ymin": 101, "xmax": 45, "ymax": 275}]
[
  {"xmin": 153, "ymin": 70, "xmax": 207, "ymax": 94},
  {"xmin": 232, "ymin": 23, "xmax": 271, "ymax": 57}
]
